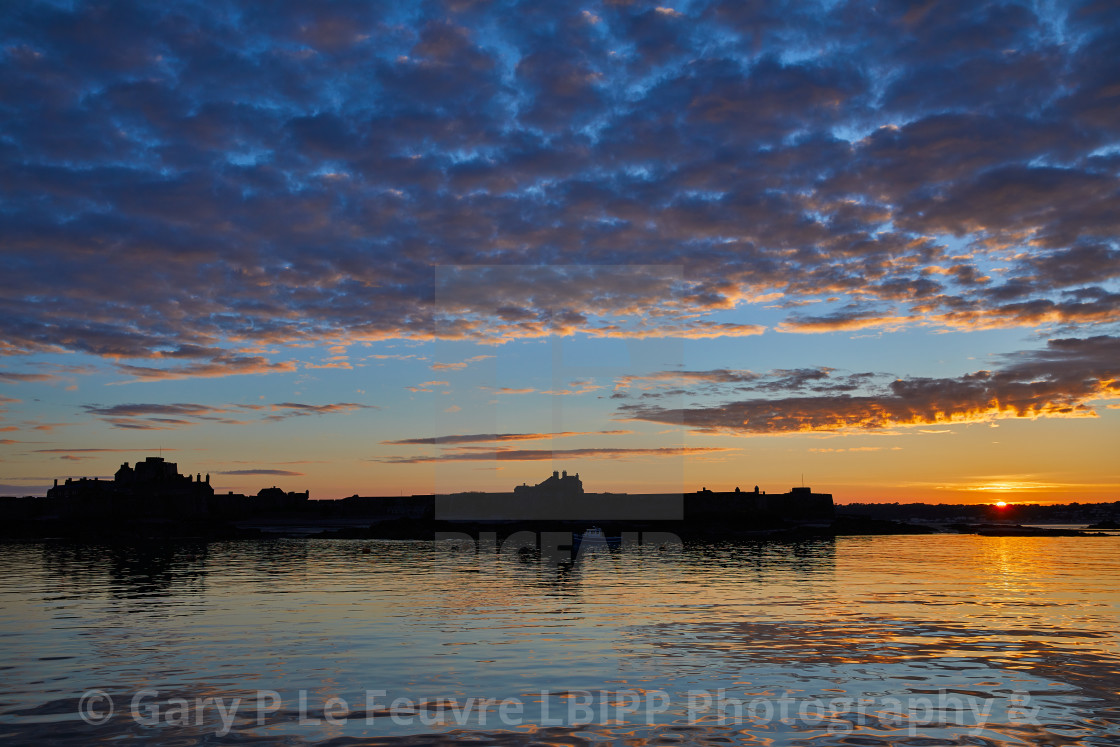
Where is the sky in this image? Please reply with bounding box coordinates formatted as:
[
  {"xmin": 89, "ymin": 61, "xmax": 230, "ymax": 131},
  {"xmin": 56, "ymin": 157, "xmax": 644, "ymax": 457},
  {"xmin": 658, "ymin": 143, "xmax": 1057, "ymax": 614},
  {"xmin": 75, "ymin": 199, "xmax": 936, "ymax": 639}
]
[{"xmin": 1, "ymin": 0, "xmax": 1119, "ymax": 503}]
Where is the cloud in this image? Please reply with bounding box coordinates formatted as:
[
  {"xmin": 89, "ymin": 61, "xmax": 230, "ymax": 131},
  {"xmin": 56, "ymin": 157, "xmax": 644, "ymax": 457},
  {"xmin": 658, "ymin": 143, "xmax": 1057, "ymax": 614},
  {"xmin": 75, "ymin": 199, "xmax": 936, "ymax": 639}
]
[
  {"xmin": 613, "ymin": 367, "xmax": 850, "ymax": 397},
  {"xmin": 16, "ymin": 421, "xmax": 75, "ymax": 432},
  {"xmin": 0, "ymin": 0, "xmax": 1118, "ymax": 373},
  {"xmin": 615, "ymin": 369, "xmax": 761, "ymax": 391},
  {"xmin": 540, "ymin": 380, "xmax": 603, "ymax": 396},
  {"xmin": 217, "ymin": 469, "xmax": 305, "ymax": 476},
  {"xmin": 34, "ymin": 448, "xmax": 176, "ymax": 453},
  {"xmin": 382, "ymin": 430, "xmax": 632, "ymax": 446},
  {"xmin": 375, "ymin": 446, "xmax": 736, "ymax": 464},
  {"xmin": 114, "ymin": 356, "xmax": 298, "ymax": 382},
  {"xmin": 407, "ymin": 380, "xmax": 451, "ymax": 392},
  {"xmin": 586, "ymin": 321, "xmax": 767, "ymax": 339},
  {"xmin": 777, "ymin": 311, "xmax": 910, "ymax": 334},
  {"xmin": 618, "ymin": 336, "xmax": 1120, "ymax": 434},
  {"xmin": 0, "ymin": 371, "xmax": 57, "ymax": 383},
  {"xmin": 304, "ymin": 359, "xmax": 353, "ymax": 369},
  {"xmin": 80, "ymin": 400, "xmax": 375, "ymax": 428},
  {"xmin": 430, "ymin": 355, "xmax": 494, "ymax": 371},
  {"xmin": 82, "ymin": 403, "xmax": 229, "ymax": 418},
  {"xmin": 269, "ymin": 402, "xmax": 371, "ymax": 414},
  {"xmin": 262, "ymin": 402, "xmax": 377, "ymax": 421},
  {"xmin": 99, "ymin": 417, "xmax": 194, "ymax": 430}
]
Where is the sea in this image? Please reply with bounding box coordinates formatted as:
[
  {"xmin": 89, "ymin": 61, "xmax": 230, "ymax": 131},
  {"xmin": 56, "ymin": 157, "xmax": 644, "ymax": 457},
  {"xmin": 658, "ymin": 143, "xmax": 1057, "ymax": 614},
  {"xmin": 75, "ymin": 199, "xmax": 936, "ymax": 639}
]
[{"xmin": 0, "ymin": 534, "xmax": 1118, "ymax": 745}]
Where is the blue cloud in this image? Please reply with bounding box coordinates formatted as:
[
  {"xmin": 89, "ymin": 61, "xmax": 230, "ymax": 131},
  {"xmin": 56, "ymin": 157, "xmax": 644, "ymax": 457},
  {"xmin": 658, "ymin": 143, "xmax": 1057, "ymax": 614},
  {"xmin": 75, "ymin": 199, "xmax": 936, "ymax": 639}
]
[{"xmin": 1, "ymin": 0, "xmax": 1118, "ymax": 376}]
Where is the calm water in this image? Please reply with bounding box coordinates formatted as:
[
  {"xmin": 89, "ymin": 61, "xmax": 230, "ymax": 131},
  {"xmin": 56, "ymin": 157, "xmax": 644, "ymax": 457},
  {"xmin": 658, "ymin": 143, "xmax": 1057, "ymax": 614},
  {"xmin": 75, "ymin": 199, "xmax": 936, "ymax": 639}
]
[{"xmin": 1, "ymin": 535, "xmax": 1118, "ymax": 745}]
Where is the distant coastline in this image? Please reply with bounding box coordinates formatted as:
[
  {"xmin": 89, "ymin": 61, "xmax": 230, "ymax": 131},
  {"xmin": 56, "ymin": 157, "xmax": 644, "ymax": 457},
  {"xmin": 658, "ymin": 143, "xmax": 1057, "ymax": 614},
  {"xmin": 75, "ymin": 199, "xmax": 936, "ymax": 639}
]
[{"xmin": 1, "ymin": 458, "xmax": 1117, "ymax": 542}]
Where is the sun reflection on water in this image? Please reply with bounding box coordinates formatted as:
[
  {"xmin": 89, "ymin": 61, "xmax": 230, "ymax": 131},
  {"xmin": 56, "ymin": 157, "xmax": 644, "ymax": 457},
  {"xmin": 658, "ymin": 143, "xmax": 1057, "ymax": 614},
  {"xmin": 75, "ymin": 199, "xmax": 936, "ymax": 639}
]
[{"xmin": 0, "ymin": 535, "xmax": 1116, "ymax": 746}]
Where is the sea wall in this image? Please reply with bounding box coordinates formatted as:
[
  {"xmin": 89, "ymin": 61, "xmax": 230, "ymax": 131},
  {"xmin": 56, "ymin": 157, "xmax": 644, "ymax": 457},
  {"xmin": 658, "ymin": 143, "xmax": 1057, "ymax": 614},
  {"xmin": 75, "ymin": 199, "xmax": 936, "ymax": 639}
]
[
  {"xmin": 434, "ymin": 492, "xmax": 684, "ymax": 521},
  {"xmin": 684, "ymin": 490, "xmax": 834, "ymax": 522}
]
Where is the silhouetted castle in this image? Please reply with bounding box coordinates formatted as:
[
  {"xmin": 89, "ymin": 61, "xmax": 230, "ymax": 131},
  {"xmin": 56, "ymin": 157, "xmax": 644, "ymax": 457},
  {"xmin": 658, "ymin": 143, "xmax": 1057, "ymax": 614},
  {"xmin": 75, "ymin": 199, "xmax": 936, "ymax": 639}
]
[
  {"xmin": 432, "ymin": 470, "xmax": 832, "ymax": 523},
  {"xmin": 42, "ymin": 457, "xmax": 214, "ymax": 518},
  {"xmin": 40, "ymin": 456, "xmax": 309, "ymax": 520},
  {"xmin": 48, "ymin": 457, "xmax": 214, "ymax": 501},
  {"xmin": 514, "ymin": 470, "xmax": 584, "ymax": 499}
]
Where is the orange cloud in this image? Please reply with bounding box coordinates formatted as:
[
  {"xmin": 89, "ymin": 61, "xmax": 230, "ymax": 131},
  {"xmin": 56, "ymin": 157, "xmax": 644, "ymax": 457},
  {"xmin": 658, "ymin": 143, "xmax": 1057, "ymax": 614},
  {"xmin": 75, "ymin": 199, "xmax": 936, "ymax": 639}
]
[
  {"xmin": 541, "ymin": 380, "xmax": 603, "ymax": 396},
  {"xmin": 619, "ymin": 336, "xmax": 1120, "ymax": 434},
  {"xmin": 218, "ymin": 469, "xmax": 305, "ymax": 476},
  {"xmin": 430, "ymin": 355, "xmax": 494, "ymax": 371},
  {"xmin": 382, "ymin": 430, "xmax": 633, "ymax": 445},
  {"xmin": 407, "ymin": 379, "xmax": 451, "ymax": 392},
  {"xmin": 304, "ymin": 360, "xmax": 354, "ymax": 369},
  {"xmin": 376, "ymin": 446, "xmax": 736, "ymax": 463},
  {"xmin": 115, "ymin": 356, "xmax": 298, "ymax": 382},
  {"xmin": 586, "ymin": 321, "xmax": 767, "ymax": 339},
  {"xmin": 776, "ymin": 312, "xmax": 909, "ymax": 334}
]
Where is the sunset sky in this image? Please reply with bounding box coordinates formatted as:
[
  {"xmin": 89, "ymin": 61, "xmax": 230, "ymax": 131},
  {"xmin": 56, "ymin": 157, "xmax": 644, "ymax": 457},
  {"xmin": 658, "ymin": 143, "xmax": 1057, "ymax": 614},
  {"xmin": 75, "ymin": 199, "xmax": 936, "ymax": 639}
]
[{"xmin": 2, "ymin": 0, "xmax": 1119, "ymax": 503}]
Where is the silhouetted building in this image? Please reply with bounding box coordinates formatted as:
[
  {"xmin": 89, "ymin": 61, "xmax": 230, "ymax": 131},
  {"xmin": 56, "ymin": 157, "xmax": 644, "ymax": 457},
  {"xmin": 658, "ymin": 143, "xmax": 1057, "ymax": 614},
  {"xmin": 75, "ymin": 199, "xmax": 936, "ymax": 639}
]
[
  {"xmin": 254, "ymin": 486, "xmax": 310, "ymax": 512},
  {"xmin": 114, "ymin": 457, "xmax": 213, "ymax": 492},
  {"xmin": 46, "ymin": 456, "xmax": 215, "ymax": 518},
  {"xmin": 437, "ymin": 473, "xmax": 831, "ymax": 524},
  {"xmin": 27, "ymin": 458, "xmax": 832, "ymax": 534},
  {"xmin": 49, "ymin": 457, "xmax": 213, "ymax": 500},
  {"xmin": 684, "ymin": 485, "xmax": 833, "ymax": 522},
  {"xmin": 514, "ymin": 470, "xmax": 584, "ymax": 499}
]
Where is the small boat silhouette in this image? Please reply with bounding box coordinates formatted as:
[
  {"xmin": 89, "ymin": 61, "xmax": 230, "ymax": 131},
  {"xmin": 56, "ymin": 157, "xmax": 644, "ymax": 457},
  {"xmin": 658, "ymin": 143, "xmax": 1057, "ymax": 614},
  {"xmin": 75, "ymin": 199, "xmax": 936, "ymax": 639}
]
[{"xmin": 573, "ymin": 526, "xmax": 621, "ymax": 550}]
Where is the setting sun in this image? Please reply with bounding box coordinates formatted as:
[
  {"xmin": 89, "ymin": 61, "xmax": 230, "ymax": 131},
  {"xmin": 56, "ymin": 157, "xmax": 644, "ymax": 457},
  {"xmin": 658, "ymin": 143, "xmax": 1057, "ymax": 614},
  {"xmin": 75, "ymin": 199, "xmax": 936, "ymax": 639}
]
[{"xmin": 995, "ymin": 501, "xmax": 1008, "ymax": 508}]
